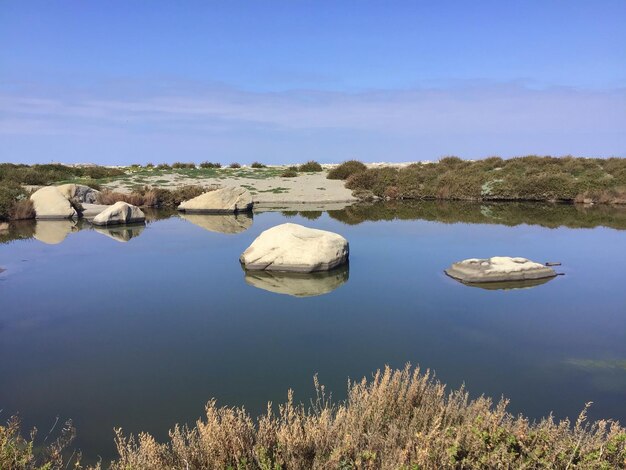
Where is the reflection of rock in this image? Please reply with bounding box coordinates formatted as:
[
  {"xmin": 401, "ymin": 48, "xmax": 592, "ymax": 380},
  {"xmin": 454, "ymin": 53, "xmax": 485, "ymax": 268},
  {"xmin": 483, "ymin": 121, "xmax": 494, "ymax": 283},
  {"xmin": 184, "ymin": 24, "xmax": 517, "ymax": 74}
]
[
  {"xmin": 178, "ymin": 187, "xmax": 253, "ymax": 213},
  {"xmin": 34, "ymin": 220, "xmax": 78, "ymax": 244},
  {"xmin": 445, "ymin": 257, "xmax": 556, "ymax": 283},
  {"xmin": 240, "ymin": 223, "xmax": 349, "ymax": 273},
  {"xmin": 461, "ymin": 277, "xmax": 555, "ymax": 290},
  {"xmin": 94, "ymin": 224, "xmax": 145, "ymax": 242},
  {"xmin": 244, "ymin": 265, "xmax": 349, "ymax": 297},
  {"xmin": 92, "ymin": 202, "xmax": 145, "ymax": 226},
  {"xmin": 30, "ymin": 186, "xmax": 77, "ymax": 219},
  {"xmin": 180, "ymin": 213, "xmax": 253, "ymax": 234},
  {"xmin": 0, "ymin": 222, "xmax": 8, "ymax": 234}
]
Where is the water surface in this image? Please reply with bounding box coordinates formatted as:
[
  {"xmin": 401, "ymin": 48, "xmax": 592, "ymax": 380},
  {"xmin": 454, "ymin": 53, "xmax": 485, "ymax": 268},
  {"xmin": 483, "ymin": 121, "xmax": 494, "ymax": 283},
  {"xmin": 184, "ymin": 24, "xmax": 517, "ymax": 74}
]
[{"xmin": 1, "ymin": 202, "xmax": 625, "ymax": 460}]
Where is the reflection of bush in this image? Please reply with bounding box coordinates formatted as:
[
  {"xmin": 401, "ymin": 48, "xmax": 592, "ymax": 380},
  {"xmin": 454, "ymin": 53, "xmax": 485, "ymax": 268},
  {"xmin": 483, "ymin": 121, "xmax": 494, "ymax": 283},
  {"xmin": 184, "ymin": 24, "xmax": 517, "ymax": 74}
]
[{"xmin": 328, "ymin": 200, "xmax": 626, "ymax": 230}]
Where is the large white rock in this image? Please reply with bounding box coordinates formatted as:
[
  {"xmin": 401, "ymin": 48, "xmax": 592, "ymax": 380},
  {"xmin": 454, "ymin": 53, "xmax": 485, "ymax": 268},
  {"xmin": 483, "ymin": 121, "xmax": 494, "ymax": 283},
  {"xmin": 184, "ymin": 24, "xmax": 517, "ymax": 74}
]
[
  {"xmin": 92, "ymin": 201, "xmax": 145, "ymax": 226},
  {"xmin": 30, "ymin": 186, "xmax": 77, "ymax": 219},
  {"xmin": 445, "ymin": 256, "xmax": 557, "ymax": 283},
  {"xmin": 56, "ymin": 184, "xmax": 101, "ymax": 203},
  {"xmin": 178, "ymin": 187, "xmax": 253, "ymax": 213},
  {"xmin": 240, "ymin": 223, "xmax": 349, "ymax": 273}
]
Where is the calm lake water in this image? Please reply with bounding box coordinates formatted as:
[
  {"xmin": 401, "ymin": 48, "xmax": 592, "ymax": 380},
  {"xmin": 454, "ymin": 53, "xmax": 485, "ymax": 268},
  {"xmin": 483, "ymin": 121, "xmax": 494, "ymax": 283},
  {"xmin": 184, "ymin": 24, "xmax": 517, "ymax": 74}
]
[{"xmin": 1, "ymin": 201, "xmax": 625, "ymax": 461}]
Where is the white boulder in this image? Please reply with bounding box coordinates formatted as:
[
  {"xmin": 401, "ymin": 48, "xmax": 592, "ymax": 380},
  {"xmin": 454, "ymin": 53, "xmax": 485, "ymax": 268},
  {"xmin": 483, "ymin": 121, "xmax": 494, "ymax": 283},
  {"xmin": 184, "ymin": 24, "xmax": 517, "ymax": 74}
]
[
  {"xmin": 240, "ymin": 223, "xmax": 349, "ymax": 273},
  {"xmin": 30, "ymin": 186, "xmax": 77, "ymax": 219},
  {"xmin": 445, "ymin": 256, "xmax": 557, "ymax": 283},
  {"xmin": 178, "ymin": 187, "xmax": 253, "ymax": 213},
  {"xmin": 92, "ymin": 201, "xmax": 145, "ymax": 226}
]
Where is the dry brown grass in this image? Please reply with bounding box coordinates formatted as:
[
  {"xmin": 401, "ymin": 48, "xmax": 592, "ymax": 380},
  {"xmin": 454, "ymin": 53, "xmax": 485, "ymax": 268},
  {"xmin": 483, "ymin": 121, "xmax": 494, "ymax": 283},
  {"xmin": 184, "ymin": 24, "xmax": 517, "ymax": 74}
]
[
  {"xmin": 3, "ymin": 366, "xmax": 625, "ymax": 469},
  {"xmin": 94, "ymin": 366, "xmax": 625, "ymax": 469},
  {"xmin": 97, "ymin": 190, "xmax": 146, "ymax": 206},
  {"xmin": 8, "ymin": 199, "xmax": 35, "ymax": 220}
]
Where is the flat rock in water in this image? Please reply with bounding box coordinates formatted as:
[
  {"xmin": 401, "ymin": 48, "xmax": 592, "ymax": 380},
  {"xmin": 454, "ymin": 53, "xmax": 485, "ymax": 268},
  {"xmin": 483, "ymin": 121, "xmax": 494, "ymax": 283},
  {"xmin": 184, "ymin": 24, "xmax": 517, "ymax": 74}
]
[
  {"xmin": 30, "ymin": 186, "xmax": 77, "ymax": 219},
  {"xmin": 178, "ymin": 187, "xmax": 253, "ymax": 213},
  {"xmin": 240, "ymin": 222, "xmax": 349, "ymax": 273},
  {"xmin": 445, "ymin": 256, "xmax": 557, "ymax": 283},
  {"xmin": 92, "ymin": 201, "xmax": 145, "ymax": 226}
]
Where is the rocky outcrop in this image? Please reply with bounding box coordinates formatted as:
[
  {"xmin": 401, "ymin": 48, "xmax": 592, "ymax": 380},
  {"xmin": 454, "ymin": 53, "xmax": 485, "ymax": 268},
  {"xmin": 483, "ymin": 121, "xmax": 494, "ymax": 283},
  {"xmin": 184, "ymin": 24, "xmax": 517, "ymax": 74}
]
[
  {"xmin": 30, "ymin": 186, "xmax": 77, "ymax": 219},
  {"xmin": 244, "ymin": 265, "xmax": 349, "ymax": 297},
  {"xmin": 179, "ymin": 213, "xmax": 253, "ymax": 234},
  {"xmin": 445, "ymin": 256, "xmax": 557, "ymax": 283},
  {"xmin": 56, "ymin": 184, "xmax": 101, "ymax": 204},
  {"xmin": 178, "ymin": 187, "xmax": 253, "ymax": 213},
  {"xmin": 92, "ymin": 201, "xmax": 145, "ymax": 226},
  {"xmin": 240, "ymin": 223, "xmax": 349, "ymax": 273}
]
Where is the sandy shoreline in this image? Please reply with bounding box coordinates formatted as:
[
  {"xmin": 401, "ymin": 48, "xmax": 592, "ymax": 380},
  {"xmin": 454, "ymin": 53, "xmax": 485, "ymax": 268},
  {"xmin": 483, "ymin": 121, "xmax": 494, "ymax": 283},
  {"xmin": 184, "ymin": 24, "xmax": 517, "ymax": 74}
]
[{"xmin": 104, "ymin": 166, "xmax": 360, "ymax": 209}]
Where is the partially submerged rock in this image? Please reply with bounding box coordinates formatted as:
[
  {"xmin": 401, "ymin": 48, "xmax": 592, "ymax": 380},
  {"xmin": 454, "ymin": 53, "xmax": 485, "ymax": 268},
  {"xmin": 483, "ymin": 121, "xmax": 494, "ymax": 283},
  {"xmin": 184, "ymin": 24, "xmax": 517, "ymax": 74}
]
[
  {"xmin": 92, "ymin": 201, "xmax": 145, "ymax": 226},
  {"xmin": 244, "ymin": 265, "xmax": 349, "ymax": 297},
  {"xmin": 56, "ymin": 184, "xmax": 101, "ymax": 204},
  {"xmin": 240, "ymin": 223, "xmax": 349, "ymax": 273},
  {"xmin": 30, "ymin": 186, "xmax": 77, "ymax": 219},
  {"xmin": 180, "ymin": 213, "xmax": 253, "ymax": 234},
  {"xmin": 81, "ymin": 204, "xmax": 112, "ymax": 219},
  {"xmin": 178, "ymin": 187, "xmax": 253, "ymax": 213},
  {"xmin": 445, "ymin": 256, "xmax": 557, "ymax": 283}
]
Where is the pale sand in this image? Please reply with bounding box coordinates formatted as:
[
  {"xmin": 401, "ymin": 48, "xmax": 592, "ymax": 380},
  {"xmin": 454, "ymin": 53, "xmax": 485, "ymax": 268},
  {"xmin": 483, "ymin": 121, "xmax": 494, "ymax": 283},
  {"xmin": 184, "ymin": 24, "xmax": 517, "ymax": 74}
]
[{"xmin": 105, "ymin": 167, "xmax": 359, "ymax": 209}]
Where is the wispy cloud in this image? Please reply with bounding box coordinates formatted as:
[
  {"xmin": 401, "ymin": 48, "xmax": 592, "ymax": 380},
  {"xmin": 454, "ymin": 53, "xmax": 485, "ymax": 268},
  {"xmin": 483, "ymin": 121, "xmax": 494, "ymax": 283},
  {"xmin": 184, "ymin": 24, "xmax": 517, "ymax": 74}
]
[{"xmin": 1, "ymin": 83, "xmax": 625, "ymax": 162}]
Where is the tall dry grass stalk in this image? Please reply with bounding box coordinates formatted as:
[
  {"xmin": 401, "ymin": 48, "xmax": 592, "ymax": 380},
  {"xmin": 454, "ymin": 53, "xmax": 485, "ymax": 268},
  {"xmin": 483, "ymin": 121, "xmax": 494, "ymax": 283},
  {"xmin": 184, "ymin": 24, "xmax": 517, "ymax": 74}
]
[{"xmin": 92, "ymin": 365, "xmax": 625, "ymax": 469}]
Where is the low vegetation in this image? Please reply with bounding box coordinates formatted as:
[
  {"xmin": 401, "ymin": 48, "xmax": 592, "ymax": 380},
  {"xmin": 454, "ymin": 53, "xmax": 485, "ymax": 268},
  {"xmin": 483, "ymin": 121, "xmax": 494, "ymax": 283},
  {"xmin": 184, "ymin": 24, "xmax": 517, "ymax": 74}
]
[
  {"xmin": 327, "ymin": 160, "xmax": 368, "ymax": 180},
  {"xmin": 97, "ymin": 185, "xmax": 206, "ymax": 208},
  {"xmin": 340, "ymin": 156, "xmax": 626, "ymax": 204},
  {"xmin": 2, "ymin": 366, "xmax": 625, "ymax": 469},
  {"xmin": 199, "ymin": 162, "xmax": 222, "ymax": 169},
  {"xmin": 298, "ymin": 160, "xmax": 323, "ymax": 172},
  {"xmin": 281, "ymin": 169, "xmax": 299, "ymax": 178},
  {"xmin": 229, "ymin": 162, "xmax": 242, "ymax": 168},
  {"xmin": 251, "ymin": 161, "xmax": 266, "ymax": 168}
]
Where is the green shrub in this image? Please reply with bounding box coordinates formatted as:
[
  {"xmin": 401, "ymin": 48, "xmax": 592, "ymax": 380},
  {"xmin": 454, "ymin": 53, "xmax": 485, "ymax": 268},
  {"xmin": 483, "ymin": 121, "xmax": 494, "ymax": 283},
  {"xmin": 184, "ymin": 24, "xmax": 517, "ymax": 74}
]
[
  {"xmin": 172, "ymin": 162, "xmax": 196, "ymax": 169},
  {"xmin": 327, "ymin": 160, "xmax": 367, "ymax": 180},
  {"xmin": 298, "ymin": 160, "xmax": 323, "ymax": 172},
  {"xmin": 281, "ymin": 169, "xmax": 298, "ymax": 177},
  {"xmin": 229, "ymin": 162, "xmax": 242, "ymax": 169},
  {"xmin": 251, "ymin": 161, "xmax": 266, "ymax": 168},
  {"xmin": 156, "ymin": 163, "xmax": 172, "ymax": 170},
  {"xmin": 199, "ymin": 162, "xmax": 222, "ymax": 169}
]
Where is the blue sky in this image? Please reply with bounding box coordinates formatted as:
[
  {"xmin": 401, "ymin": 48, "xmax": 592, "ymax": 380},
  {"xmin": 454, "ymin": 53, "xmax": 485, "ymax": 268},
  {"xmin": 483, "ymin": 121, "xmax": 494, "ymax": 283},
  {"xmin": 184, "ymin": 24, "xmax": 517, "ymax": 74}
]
[{"xmin": 1, "ymin": 1, "xmax": 625, "ymax": 164}]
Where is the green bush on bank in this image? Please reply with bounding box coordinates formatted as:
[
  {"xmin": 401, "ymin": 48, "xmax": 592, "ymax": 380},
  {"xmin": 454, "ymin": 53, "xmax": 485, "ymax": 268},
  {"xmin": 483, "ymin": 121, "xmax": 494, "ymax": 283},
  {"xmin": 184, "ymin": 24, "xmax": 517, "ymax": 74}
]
[
  {"xmin": 343, "ymin": 156, "xmax": 626, "ymax": 204},
  {"xmin": 2, "ymin": 366, "xmax": 625, "ymax": 469},
  {"xmin": 297, "ymin": 160, "xmax": 323, "ymax": 172},
  {"xmin": 327, "ymin": 160, "xmax": 368, "ymax": 180}
]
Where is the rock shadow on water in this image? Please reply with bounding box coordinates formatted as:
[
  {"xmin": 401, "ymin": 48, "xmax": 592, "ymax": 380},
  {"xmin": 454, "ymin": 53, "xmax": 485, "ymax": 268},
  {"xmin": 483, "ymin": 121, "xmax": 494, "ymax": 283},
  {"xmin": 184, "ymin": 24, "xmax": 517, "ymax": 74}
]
[
  {"xmin": 34, "ymin": 219, "xmax": 79, "ymax": 245},
  {"xmin": 453, "ymin": 277, "xmax": 556, "ymax": 291},
  {"xmin": 243, "ymin": 264, "xmax": 349, "ymax": 297},
  {"xmin": 94, "ymin": 224, "xmax": 145, "ymax": 242},
  {"xmin": 180, "ymin": 213, "xmax": 253, "ymax": 234}
]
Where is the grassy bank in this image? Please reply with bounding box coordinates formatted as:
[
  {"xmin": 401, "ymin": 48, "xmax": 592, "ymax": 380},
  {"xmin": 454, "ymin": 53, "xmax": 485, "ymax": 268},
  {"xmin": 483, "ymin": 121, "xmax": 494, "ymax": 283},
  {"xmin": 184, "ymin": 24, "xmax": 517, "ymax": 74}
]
[
  {"xmin": 2, "ymin": 366, "xmax": 625, "ymax": 469},
  {"xmin": 332, "ymin": 156, "xmax": 626, "ymax": 204}
]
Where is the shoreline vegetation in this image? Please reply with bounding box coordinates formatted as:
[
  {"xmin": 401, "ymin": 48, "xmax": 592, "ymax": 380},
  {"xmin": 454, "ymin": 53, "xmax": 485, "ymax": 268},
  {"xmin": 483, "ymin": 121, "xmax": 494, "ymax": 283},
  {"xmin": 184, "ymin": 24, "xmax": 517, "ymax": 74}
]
[
  {"xmin": 1, "ymin": 156, "xmax": 625, "ymax": 221},
  {"xmin": 2, "ymin": 366, "xmax": 625, "ymax": 469}
]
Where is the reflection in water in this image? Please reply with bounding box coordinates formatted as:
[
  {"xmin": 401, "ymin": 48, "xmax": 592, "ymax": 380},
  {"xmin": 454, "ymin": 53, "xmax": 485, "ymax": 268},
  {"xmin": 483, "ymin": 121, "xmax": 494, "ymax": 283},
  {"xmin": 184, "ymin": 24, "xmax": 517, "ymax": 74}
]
[
  {"xmin": 456, "ymin": 277, "xmax": 556, "ymax": 291},
  {"xmin": 180, "ymin": 213, "xmax": 253, "ymax": 234},
  {"xmin": 243, "ymin": 264, "xmax": 349, "ymax": 297},
  {"xmin": 94, "ymin": 224, "xmax": 145, "ymax": 242},
  {"xmin": 328, "ymin": 201, "xmax": 626, "ymax": 230},
  {"xmin": 34, "ymin": 220, "xmax": 79, "ymax": 245}
]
